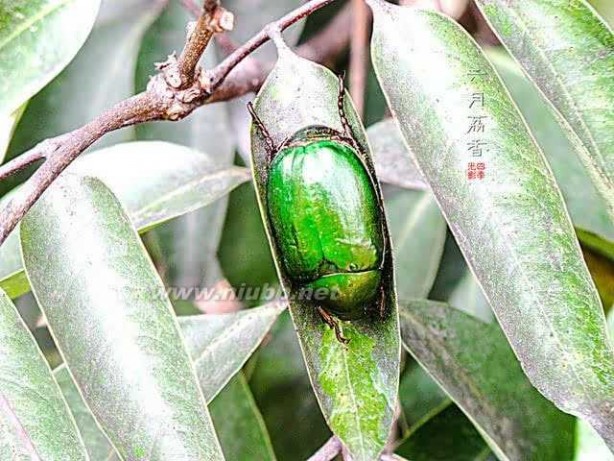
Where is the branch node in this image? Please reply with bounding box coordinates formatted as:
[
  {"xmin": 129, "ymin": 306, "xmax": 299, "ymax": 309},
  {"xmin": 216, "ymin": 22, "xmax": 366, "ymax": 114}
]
[
  {"xmin": 210, "ymin": 8, "xmax": 235, "ymax": 33},
  {"xmin": 155, "ymin": 52, "xmax": 186, "ymax": 90},
  {"xmin": 0, "ymin": 0, "xmax": 340, "ymax": 248}
]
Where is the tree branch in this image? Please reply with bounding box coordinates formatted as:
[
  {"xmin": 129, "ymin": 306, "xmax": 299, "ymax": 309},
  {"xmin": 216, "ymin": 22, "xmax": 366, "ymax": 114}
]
[
  {"xmin": 307, "ymin": 437, "xmax": 343, "ymax": 461},
  {"xmin": 175, "ymin": 2, "xmax": 234, "ymax": 88},
  {"xmin": 0, "ymin": 149, "xmax": 44, "ymax": 182},
  {"xmin": 202, "ymin": 0, "xmax": 337, "ymax": 93},
  {"xmin": 0, "ymin": 0, "xmax": 339, "ymax": 246},
  {"xmin": 208, "ymin": 2, "xmax": 352, "ymax": 103}
]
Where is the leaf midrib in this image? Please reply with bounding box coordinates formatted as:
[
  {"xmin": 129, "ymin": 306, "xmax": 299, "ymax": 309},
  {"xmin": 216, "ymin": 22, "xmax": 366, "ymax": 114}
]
[
  {"xmin": 399, "ymin": 309, "xmax": 513, "ymax": 460},
  {"xmin": 485, "ymin": 1, "xmax": 607, "ymax": 175},
  {"xmin": 338, "ymin": 327, "xmax": 368, "ymax": 459},
  {"xmin": 0, "ymin": 390, "xmax": 42, "ymax": 459},
  {"xmin": 0, "ymin": 0, "xmax": 73, "ymax": 52},
  {"xmin": 135, "ymin": 168, "xmax": 248, "ymax": 219}
]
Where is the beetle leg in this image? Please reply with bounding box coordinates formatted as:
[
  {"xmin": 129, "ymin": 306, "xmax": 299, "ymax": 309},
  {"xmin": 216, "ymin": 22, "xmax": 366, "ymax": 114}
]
[
  {"xmin": 336, "ymin": 73, "xmax": 363, "ymax": 154},
  {"xmin": 336, "ymin": 73, "xmax": 353, "ymax": 139},
  {"xmin": 379, "ymin": 285, "xmax": 386, "ymax": 319},
  {"xmin": 317, "ymin": 306, "xmax": 350, "ymax": 344},
  {"xmin": 247, "ymin": 102, "xmax": 277, "ymax": 161}
]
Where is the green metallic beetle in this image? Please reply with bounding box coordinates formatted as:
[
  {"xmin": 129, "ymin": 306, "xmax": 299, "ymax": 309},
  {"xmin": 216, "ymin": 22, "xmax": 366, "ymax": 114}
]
[{"xmin": 248, "ymin": 77, "xmax": 386, "ymax": 343}]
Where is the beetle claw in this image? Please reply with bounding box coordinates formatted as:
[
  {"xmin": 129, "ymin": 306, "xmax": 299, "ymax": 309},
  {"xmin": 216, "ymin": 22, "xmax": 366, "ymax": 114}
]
[
  {"xmin": 334, "ymin": 325, "xmax": 350, "ymax": 345},
  {"xmin": 317, "ymin": 307, "xmax": 350, "ymax": 344},
  {"xmin": 247, "ymin": 102, "xmax": 277, "ymax": 161}
]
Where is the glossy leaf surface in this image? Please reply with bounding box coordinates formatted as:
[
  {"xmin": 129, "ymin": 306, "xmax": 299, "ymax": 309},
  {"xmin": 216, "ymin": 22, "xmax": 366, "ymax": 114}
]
[
  {"xmin": 250, "ymin": 44, "xmax": 400, "ymax": 461},
  {"xmin": 475, "ymin": 0, "xmax": 614, "ymax": 221},
  {"xmin": 0, "ymin": 0, "xmax": 100, "ymax": 115},
  {"xmin": 370, "ymin": 1, "xmax": 614, "ymax": 445},
  {"xmin": 0, "ymin": 290, "xmax": 87, "ymax": 460},
  {"xmin": 400, "ymin": 301, "xmax": 575, "ymax": 460},
  {"xmin": 21, "ymin": 175, "xmax": 223, "ymax": 460}
]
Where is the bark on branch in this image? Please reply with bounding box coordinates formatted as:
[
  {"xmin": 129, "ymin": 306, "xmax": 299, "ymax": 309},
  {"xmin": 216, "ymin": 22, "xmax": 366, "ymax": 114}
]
[{"xmin": 0, "ymin": 0, "xmax": 340, "ymax": 246}]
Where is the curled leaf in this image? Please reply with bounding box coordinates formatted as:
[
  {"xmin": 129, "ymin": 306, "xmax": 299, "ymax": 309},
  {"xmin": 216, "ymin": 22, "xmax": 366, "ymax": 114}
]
[{"xmin": 250, "ymin": 42, "xmax": 400, "ymax": 461}]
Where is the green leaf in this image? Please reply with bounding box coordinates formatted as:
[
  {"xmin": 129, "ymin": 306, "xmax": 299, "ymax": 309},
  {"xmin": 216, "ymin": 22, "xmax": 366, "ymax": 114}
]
[
  {"xmin": 54, "ymin": 365, "xmax": 120, "ymax": 461},
  {"xmin": 486, "ymin": 49, "xmax": 614, "ymax": 244},
  {"xmin": 399, "ymin": 364, "xmax": 448, "ymax": 429},
  {"xmin": 0, "ymin": 0, "xmax": 100, "ymax": 115},
  {"xmin": 387, "ymin": 189, "xmax": 446, "ymax": 299},
  {"xmin": 449, "ymin": 271, "xmax": 493, "ymax": 323},
  {"xmin": 211, "ymin": 373, "xmax": 277, "ymax": 461},
  {"xmin": 590, "ymin": 0, "xmax": 614, "ymax": 25},
  {"xmin": 367, "ymin": 119, "xmax": 427, "ymax": 191},
  {"xmin": 250, "ymin": 43, "xmax": 400, "ymax": 461},
  {"xmin": 576, "ymin": 419, "xmax": 614, "ymax": 461},
  {"xmin": 474, "ymin": 0, "xmax": 614, "ymax": 222},
  {"xmin": 71, "ymin": 141, "xmax": 250, "ymax": 232},
  {"xmin": 370, "ymin": 0, "xmax": 614, "ymax": 445},
  {"xmin": 181, "ymin": 303, "xmax": 285, "ymax": 402},
  {"xmin": 0, "ymin": 141, "xmax": 249, "ymax": 298},
  {"xmin": 396, "ymin": 405, "xmax": 490, "ymax": 461},
  {"xmin": 54, "ymin": 305, "xmax": 282, "ymax": 460},
  {"xmin": 221, "ymin": 0, "xmax": 309, "ymax": 163},
  {"xmin": 0, "ymin": 290, "xmax": 87, "ymax": 460},
  {"xmin": 135, "ymin": 0, "xmax": 235, "ymax": 289},
  {"xmin": 578, "ymin": 228, "xmax": 614, "ymax": 263},
  {"xmin": 400, "ymin": 300, "xmax": 576, "ymax": 460},
  {"xmin": 250, "ymin": 312, "xmax": 331, "ymax": 460},
  {"xmin": 219, "ymin": 183, "xmax": 279, "ymax": 303},
  {"xmin": 8, "ymin": 0, "xmax": 161, "ymax": 153},
  {"xmin": 21, "ymin": 175, "xmax": 223, "ymax": 460},
  {"xmin": 0, "ymin": 105, "xmax": 25, "ymax": 164}
]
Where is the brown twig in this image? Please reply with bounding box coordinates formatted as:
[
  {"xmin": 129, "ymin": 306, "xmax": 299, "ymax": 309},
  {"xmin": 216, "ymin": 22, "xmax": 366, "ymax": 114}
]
[
  {"xmin": 0, "ymin": 0, "xmax": 340, "ymax": 247},
  {"xmin": 175, "ymin": 2, "xmax": 234, "ymax": 88},
  {"xmin": 307, "ymin": 437, "xmax": 343, "ymax": 461},
  {"xmin": 203, "ymin": 0, "xmax": 337, "ymax": 93},
  {"xmin": 208, "ymin": 3, "xmax": 352, "ymax": 103},
  {"xmin": 297, "ymin": 2, "xmax": 352, "ymax": 67},
  {"xmin": 349, "ymin": 0, "xmax": 370, "ymax": 117},
  {"xmin": 0, "ymin": 149, "xmax": 44, "ymax": 182}
]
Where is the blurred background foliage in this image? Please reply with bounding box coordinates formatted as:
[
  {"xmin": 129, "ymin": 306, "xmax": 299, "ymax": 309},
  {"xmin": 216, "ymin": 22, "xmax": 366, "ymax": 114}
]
[{"xmin": 1, "ymin": 0, "xmax": 613, "ymax": 459}]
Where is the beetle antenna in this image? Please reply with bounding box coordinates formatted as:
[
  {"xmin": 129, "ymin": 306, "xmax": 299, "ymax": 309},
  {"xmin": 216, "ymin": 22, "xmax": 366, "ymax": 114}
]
[
  {"xmin": 317, "ymin": 306, "xmax": 350, "ymax": 345},
  {"xmin": 247, "ymin": 102, "xmax": 276, "ymax": 160},
  {"xmin": 336, "ymin": 73, "xmax": 354, "ymax": 140}
]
